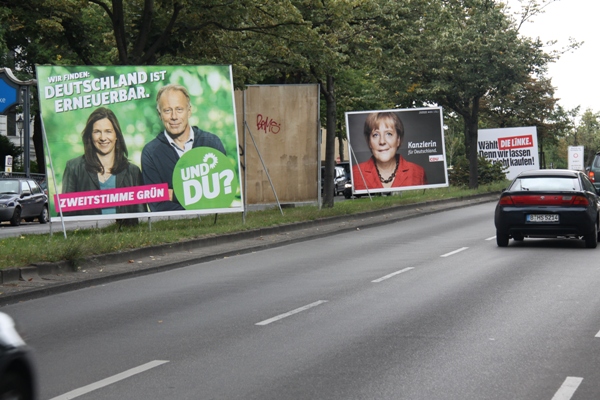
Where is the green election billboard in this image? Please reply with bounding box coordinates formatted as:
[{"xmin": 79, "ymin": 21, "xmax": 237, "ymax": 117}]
[{"xmin": 36, "ymin": 65, "xmax": 243, "ymax": 222}]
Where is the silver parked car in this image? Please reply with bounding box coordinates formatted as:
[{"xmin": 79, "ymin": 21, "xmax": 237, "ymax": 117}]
[
  {"xmin": 0, "ymin": 178, "xmax": 49, "ymax": 226},
  {"xmin": 321, "ymin": 166, "xmax": 351, "ymax": 197}
]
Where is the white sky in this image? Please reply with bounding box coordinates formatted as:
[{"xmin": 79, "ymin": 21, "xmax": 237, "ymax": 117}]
[{"xmin": 506, "ymin": 0, "xmax": 600, "ymax": 113}]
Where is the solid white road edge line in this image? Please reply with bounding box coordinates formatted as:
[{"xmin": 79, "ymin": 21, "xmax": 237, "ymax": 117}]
[
  {"xmin": 551, "ymin": 377, "xmax": 583, "ymax": 400},
  {"xmin": 49, "ymin": 360, "xmax": 169, "ymax": 400},
  {"xmin": 485, "ymin": 236, "xmax": 496, "ymax": 241},
  {"xmin": 372, "ymin": 267, "xmax": 415, "ymax": 283},
  {"xmin": 256, "ymin": 300, "xmax": 328, "ymax": 326},
  {"xmin": 440, "ymin": 247, "xmax": 469, "ymax": 257}
]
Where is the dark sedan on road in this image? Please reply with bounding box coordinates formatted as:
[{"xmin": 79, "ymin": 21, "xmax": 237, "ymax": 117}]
[
  {"xmin": 0, "ymin": 178, "xmax": 48, "ymax": 226},
  {"xmin": 495, "ymin": 169, "xmax": 600, "ymax": 248}
]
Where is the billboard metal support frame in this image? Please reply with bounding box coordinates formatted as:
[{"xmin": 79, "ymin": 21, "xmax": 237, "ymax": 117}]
[
  {"xmin": 348, "ymin": 143, "xmax": 373, "ymax": 201},
  {"xmin": 244, "ymin": 120, "xmax": 283, "ymax": 216},
  {"xmin": 40, "ymin": 117, "xmax": 67, "ymax": 239}
]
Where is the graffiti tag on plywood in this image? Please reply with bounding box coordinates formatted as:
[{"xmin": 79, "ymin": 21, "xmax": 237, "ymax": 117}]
[{"xmin": 257, "ymin": 114, "xmax": 281, "ymax": 134}]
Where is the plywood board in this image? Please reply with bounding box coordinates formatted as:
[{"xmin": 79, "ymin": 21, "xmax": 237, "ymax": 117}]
[{"xmin": 236, "ymin": 85, "xmax": 319, "ymax": 204}]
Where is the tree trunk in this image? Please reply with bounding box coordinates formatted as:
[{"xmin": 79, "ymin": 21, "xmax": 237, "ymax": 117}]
[
  {"xmin": 337, "ymin": 135, "xmax": 345, "ymax": 162},
  {"xmin": 465, "ymin": 96, "xmax": 480, "ymax": 189},
  {"xmin": 321, "ymin": 74, "xmax": 337, "ymax": 208}
]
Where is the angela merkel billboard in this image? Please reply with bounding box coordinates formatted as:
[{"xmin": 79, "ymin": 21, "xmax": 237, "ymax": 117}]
[{"xmin": 346, "ymin": 107, "xmax": 449, "ymax": 195}]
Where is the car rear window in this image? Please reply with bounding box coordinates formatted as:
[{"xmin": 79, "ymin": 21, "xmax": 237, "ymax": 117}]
[{"xmin": 510, "ymin": 177, "xmax": 580, "ymax": 192}]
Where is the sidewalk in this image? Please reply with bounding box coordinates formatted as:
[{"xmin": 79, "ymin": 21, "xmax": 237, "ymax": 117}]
[{"xmin": 0, "ymin": 194, "xmax": 498, "ymax": 305}]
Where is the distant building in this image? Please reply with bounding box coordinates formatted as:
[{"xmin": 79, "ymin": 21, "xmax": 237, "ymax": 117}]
[
  {"xmin": 0, "ymin": 114, "xmax": 37, "ymax": 166},
  {"xmin": 320, "ymin": 128, "xmax": 348, "ymax": 165}
]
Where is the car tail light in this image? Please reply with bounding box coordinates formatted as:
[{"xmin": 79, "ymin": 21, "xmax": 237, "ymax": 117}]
[
  {"xmin": 503, "ymin": 194, "xmax": 589, "ymax": 206},
  {"xmin": 498, "ymin": 195, "xmax": 514, "ymax": 205},
  {"xmin": 589, "ymin": 171, "xmax": 596, "ymax": 183},
  {"xmin": 571, "ymin": 195, "xmax": 590, "ymax": 206}
]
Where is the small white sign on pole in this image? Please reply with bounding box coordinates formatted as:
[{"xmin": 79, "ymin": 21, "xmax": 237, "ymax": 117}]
[
  {"xmin": 568, "ymin": 146, "xmax": 584, "ymax": 171},
  {"xmin": 4, "ymin": 155, "xmax": 12, "ymax": 173}
]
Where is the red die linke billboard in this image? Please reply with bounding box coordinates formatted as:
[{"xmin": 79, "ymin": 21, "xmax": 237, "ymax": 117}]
[{"xmin": 477, "ymin": 127, "xmax": 539, "ymax": 180}]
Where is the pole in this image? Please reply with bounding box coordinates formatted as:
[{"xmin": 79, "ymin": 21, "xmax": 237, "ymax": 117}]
[
  {"xmin": 19, "ymin": 126, "xmax": 22, "ymax": 170},
  {"xmin": 23, "ymin": 85, "xmax": 31, "ymax": 177}
]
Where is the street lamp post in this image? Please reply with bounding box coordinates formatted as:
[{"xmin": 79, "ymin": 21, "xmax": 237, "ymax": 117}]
[{"xmin": 15, "ymin": 115, "xmax": 23, "ymax": 171}]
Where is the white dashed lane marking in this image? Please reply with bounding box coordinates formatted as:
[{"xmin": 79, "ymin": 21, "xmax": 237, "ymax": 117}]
[
  {"xmin": 256, "ymin": 300, "xmax": 328, "ymax": 326},
  {"xmin": 49, "ymin": 360, "xmax": 169, "ymax": 400},
  {"xmin": 372, "ymin": 267, "xmax": 414, "ymax": 283},
  {"xmin": 440, "ymin": 247, "xmax": 469, "ymax": 258}
]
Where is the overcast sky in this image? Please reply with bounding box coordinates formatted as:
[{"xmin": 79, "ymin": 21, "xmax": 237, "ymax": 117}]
[{"xmin": 506, "ymin": 0, "xmax": 600, "ymax": 114}]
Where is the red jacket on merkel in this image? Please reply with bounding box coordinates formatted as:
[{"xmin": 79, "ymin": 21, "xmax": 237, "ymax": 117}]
[{"xmin": 352, "ymin": 156, "xmax": 427, "ymax": 190}]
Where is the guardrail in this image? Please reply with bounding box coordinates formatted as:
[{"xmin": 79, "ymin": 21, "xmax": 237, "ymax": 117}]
[{"xmin": 1, "ymin": 171, "xmax": 46, "ymax": 184}]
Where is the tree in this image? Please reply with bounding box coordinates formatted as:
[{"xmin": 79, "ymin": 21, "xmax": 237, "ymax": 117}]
[
  {"xmin": 400, "ymin": 0, "xmax": 551, "ymax": 188},
  {"xmin": 0, "ymin": 135, "xmax": 20, "ymax": 171},
  {"xmin": 331, "ymin": 67, "xmax": 392, "ymax": 163},
  {"xmin": 1, "ymin": 0, "xmax": 305, "ymax": 174},
  {"xmin": 480, "ymin": 76, "xmax": 572, "ymax": 168},
  {"xmin": 222, "ymin": 0, "xmax": 385, "ymax": 207},
  {"xmin": 1, "ymin": 0, "xmax": 305, "ymax": 67},
  {"xmin": 253, "ymin": 0, "xmax": 426, "ymax": 207},
  {"xmin": 7, "ymin": 0, "xmax": 555, "ymax": 200},
  {"xmin": 443, "ymin": 112, "xmax": 466, "ymax": 168},
  {"xmin": 571, "ymin": 109, "xmax": 600, "ymax": 166},
  {"xmin": 2, "ymin": 0, "xmax": 113, "ymax": 174}
]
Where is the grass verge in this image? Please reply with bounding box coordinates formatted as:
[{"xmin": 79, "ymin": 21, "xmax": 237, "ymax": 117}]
[{"xmin": 0, "ymin": 183, "xmax": 504, "ymax": 270}]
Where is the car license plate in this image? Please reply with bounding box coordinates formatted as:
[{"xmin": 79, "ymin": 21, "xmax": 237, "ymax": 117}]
[{"xmin": 527, "ymin": 214, "xmax": 559, "ymax": 223}]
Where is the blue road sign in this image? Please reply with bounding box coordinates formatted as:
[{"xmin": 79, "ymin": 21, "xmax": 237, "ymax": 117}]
[{"xmin": 0, "ymin": 78, "xmax": 18, "ymax": 113}]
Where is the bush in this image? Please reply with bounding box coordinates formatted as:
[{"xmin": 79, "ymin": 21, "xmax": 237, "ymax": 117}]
[{"xmin": 449, "ymin": 156, "xmax": 508, "ymax": 186}]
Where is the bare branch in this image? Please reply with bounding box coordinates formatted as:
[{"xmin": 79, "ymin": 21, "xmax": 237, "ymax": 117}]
[{"xmin": 139, "ymin": 2, "xmax": 183, "ymax": 64}]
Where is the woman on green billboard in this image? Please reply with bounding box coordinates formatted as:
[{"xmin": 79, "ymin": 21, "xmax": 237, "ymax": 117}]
[{"xmin": 62, "ymin": 107, "xmax": 147, "ymax": 215}]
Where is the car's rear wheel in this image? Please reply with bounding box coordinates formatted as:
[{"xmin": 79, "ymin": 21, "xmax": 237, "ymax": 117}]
[
  {"xmin": 585, "ymin": 221, "xmax": 598, "ymax": 248},
  {"xmin": 39, "ymin": 206, "xmax": 49, "ymax": 224},
  {"xmin": 9, "ymin": 207, "xmax": 21, "ymax": 226},
  {"xmin": 496, "ymin": 230, "xmax": 509, "ymax": 247}
]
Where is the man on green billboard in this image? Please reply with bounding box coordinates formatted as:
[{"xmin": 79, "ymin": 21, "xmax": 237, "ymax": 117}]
[{"xmin": 141, "ymin": 83, "xmax": 226, "ymax": 211}]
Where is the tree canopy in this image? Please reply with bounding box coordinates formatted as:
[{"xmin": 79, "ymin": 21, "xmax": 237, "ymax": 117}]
[
  {"xmin": 0, "ymin": 0, "xmax": 574, "ymax": 191},
  {"xmin": 392, "ymin": 0, "xmax": 553, "ymax": 187}
]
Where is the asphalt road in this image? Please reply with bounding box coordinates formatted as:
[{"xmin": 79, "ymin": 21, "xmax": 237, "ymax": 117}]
[{"xmin": 3, "ymin": 201, "xmax": 600, "ymax": 399}]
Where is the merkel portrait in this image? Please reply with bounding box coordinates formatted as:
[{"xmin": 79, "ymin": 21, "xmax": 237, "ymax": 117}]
[
  {"xmin": 62, "ymin": 107, "xmax": 146, "ymax": 215},
  {"xmin": 352, "ymin": 112, "xmax": 427, "ymax": 190}
]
